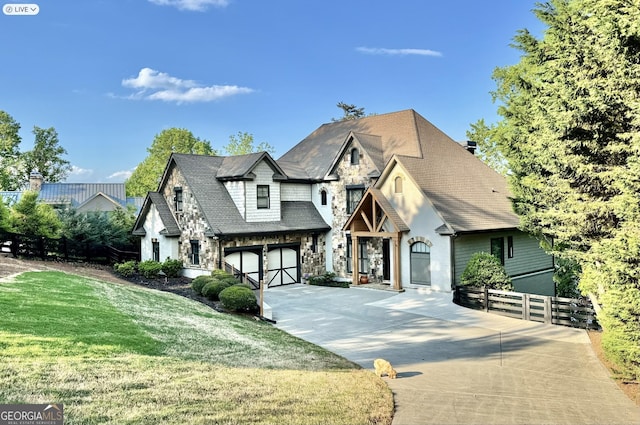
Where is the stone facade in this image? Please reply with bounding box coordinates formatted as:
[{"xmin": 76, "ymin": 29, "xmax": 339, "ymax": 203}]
[
  {"xmin": 329, "ymin": 142, "xmax": 380, "ymax": 277},
  {"xmin": 160, "ymin": 166, "xmax": 216, "ymax": 273}
]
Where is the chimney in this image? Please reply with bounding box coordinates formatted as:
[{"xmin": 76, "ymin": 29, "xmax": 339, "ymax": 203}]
[
  {"xmin": 29, "ymin": 172, "xmax": 44, "ymax": 192},
  {"xmin": 463, "ymin": 140, "xmax": 477, "ymax": 155}
]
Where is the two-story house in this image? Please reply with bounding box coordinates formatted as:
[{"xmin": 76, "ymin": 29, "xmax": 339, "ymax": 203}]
[{"xmin": 133, "ymin": 109, "xmax": 555, "ymax": 294}]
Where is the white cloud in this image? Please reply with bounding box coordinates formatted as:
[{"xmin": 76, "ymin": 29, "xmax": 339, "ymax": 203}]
[
  {"xmin": 356, "ymin": 47, "xmax": 442, "ymax": 57},
  {"xmin": 107, "ymin": 170, "xmax": 134, "ymax": 181},
  {"xmin": 148, "ymin": 0, "xmax": 229, "ymax": 11},
  {"xmin": 69, "ymin": 165, "xmax": 93, "ymax": 177},
  {"xmin": 120, "ymin": 68, "xmax": 253, "ymax": 104}
]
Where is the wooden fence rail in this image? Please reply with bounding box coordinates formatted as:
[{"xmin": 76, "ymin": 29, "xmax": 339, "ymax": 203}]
[{"xmin": 454, "ymin": 285, "xmax": 598, "ymax": 330}]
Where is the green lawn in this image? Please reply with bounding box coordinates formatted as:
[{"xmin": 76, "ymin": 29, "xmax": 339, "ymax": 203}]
[{"xmin": 0, "ymin": 271, "xmax": 393, "ymax": 425}]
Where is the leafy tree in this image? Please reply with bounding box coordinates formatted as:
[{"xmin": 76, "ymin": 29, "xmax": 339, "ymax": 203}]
[
  {"xmin": 23, "ymin": 126, "xmax": 72, "ymax": 183},
  {"xmin": 0, "ymin": 111, "xmax": 23, "ymax": 190},
  {"xmin": 0, "ymin": 199, "xmax": 9, "ymax": 232},
  {"xmin": 474, "ymin": 0, "xmax": 640, "ymax": 379},
  {"xmin": 223, "ymin": 131, "xmax": 275, "ymax": 155},
  {"xmin": 126, "ymin": 128, "xmax": 217, "ymax": 197},
  {"xmin": 8, "ymin": 191, "xmax": 61, "ymax": 238},
  {"xmin": 332, "ymin": 102, "xmax": 366, "ymax": 121},
  {"xmin": 466, "ymin": 119, "xmax": 509, "ymax": 176},
  {"xmin": 460, "ymin": 252, "xmax": 513, "ymax": 291}
]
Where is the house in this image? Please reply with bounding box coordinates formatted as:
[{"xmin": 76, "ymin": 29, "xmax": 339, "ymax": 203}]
[
  {"xmin": 133, "ymin": 109, "xmax": 555, "ymax": 294},
  {"xmin": 25, "ymin": 172, "xmax": 143, "ymax": 213}
]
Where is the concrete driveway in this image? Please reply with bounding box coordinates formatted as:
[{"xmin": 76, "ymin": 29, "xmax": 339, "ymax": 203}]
[{"xmin": 265, "ymin": 284, "xmax": 640, "ymax": 425}]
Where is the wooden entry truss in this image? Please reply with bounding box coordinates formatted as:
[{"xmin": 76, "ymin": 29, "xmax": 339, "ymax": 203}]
[{"xmin": 343, "ymin": 188, "xmax": 409, "ymax": 290}]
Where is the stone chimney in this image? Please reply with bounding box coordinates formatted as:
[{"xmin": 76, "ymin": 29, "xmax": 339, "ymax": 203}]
[{"xmin": 29, "ymin": 172, "xmax": 44, "ymax": 192}]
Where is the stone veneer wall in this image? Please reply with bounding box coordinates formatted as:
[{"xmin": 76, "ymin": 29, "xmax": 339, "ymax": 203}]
[
  {"xmin": 220, "ymin": 232, "xmax": 325, "ymax": 277},
  {"xmin": 329, "ymin": 144, "xmax": 379, "ymax": 277},
  {"xmin": 161, "ymin": 166, "xmax": 217, "ymax": 272}
]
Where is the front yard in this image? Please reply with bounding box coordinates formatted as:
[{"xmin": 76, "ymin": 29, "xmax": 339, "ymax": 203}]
[{"xmin": 0, "ymin": 270, "xmax": 393, "ymax": 424}]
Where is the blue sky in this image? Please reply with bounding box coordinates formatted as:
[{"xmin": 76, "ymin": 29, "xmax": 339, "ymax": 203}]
[{"xmin": 1, "ymin": 0, "xmax": 544, "ymax": 183}]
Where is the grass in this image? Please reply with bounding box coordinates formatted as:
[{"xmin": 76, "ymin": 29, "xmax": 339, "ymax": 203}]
[{"xmin": 0, "ymin": 271, "xmax": 393, "ymax": 424}]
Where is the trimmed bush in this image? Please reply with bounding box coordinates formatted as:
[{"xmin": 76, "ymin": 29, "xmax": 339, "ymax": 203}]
[
  {"xmin": 308, "ymin": 271, "xmax": 348, "ymax": 287},
  {"xmin": 460, "ymin": 252, "xmax": 513, "ymax": 291},
  {"xmin": 162, "ymin": 258, "xmax": 183, "ymax": 278},
  {"xmin": 138, "ymin": 260, "xmax": 163, "ymax": 279},
  {"xmin": 192, "ymin": 275, "xmax": 215, "ymax": 295},
  {"xmin": 114, "ymin": 260, "xmax": 136, "ymax": 277},
  {"xmin": 219, "ymin": 285, "xmax": 259, "ymax": 313},
  {"xmin": 202, "ymin": 280, "xmax": 234, "ymax": 301},
  {"xmin": 211, "ymin": 269, "xmax": 233, "ymax": 279}
]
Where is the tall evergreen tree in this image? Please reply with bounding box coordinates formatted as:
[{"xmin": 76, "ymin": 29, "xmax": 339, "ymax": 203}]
[
  {"xmin": 474, "ymin": 0, "xmax": 640, "ymax": 379},
  {"xmin": 126, "ymin": 128, "xmax": 216, "ymax": 197}
]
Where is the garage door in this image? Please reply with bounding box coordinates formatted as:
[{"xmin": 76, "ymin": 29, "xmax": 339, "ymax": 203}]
[
  {"xmin": 267, "ymin": 245, "xmax": 300, "ymax": 287},
  {"xmin": 225, "ymin": 249, "xmax": 261, "ymax": 289}
]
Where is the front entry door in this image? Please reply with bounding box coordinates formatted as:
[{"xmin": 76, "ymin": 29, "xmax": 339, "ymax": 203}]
[{"xmin": 382, "ymin": 239, "xmax": 391, "ymax": 281}]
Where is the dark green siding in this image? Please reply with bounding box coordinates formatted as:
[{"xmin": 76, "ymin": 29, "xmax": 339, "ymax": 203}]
[{"xmin": 453, "ymin": 230, "xmax": 554, "ymax": 293}]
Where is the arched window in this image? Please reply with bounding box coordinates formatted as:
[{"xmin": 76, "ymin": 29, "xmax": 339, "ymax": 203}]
[
  {"xmin": 350, "ymin": 148, "xmax": 359, "ymax": 165},
  {"xmin": 410, "ymin": 241, "xmax": 431, "ymax": 285},
  {"xmin": 320, "ymin": 189, "xmax": 328, "ymax": 206},
  {"xmin": 394, "ymin": 176, "xmax": 403, "ymax": 193}
]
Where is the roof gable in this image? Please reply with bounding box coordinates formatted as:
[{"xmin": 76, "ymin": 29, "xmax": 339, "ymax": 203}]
[
  {"xmin": 38, "ymin": 183, "xmax": 127, "ymax": 208},
  {"xmin": 217, "ymin": 152, "xmax": 287, "ymax": 181},
  {"xmin": 277, "ymin": 109, "xmax": 424, "ymax": 180},
  {"xmin": 132, "ymin": 192, "xmax": 181, "ymax": 236}
]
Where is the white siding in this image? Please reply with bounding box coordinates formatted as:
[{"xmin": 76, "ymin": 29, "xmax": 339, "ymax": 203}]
[
  {"xmin": 379, "ymin": 166, "xmax": 453, "ymax": 292},
  {"xmin": 224, "ymin": 181, "xmax": 245, "ymax": 219},
  {"xmin": 139, "ymin": 204, "xmax": 179, "ymax": 263},
  {"xmin": 245, "ymin": 161, "xmax": 281, "ymax": 222},
  {"xmin": 281, "ymin": 183, "xmax": 311, "ymax": 201}
]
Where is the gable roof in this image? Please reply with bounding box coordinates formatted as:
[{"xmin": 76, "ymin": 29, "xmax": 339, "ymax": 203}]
[
  {"xmin": 217, "ymin": 152, "xmax": 287, "ymax": 181},
  {"xmin": 343, "ymin": 187, "xmax": 410, "ymax": 234},
  {"xmin": 278, "ymin": 109, "xmax": 424, "ymax": 180},
  {"xmin": 378, "ymin": 114, "xmax": 520, "ymax": 233},
  {"xmin": 280, "ymin": 108, "xmax": 519, "ymax": 234},
  {"xmin": 38, "ymin": 183, "xmax": 128, "ymax": 208},
  {"xmin": 158, "ymin": 153, "xmax": 329, "ymax": 237},
  {"xmin": 132, "ymin": 191, "xmax": 181, "ymax": 236}
]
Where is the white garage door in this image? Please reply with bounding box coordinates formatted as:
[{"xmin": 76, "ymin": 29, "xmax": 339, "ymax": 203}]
[
  {"xmin": 225, "ymin": 250, "xmax": 260, "ymax": 288},
  {"xmin": 267, "ymin": 246, "xmax": 299, "ymax": 287}
]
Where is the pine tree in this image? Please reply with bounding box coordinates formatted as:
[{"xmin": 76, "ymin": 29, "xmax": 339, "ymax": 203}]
[{"xmin": 476, "ymin": 0, "xmax": 640, "ymax": 379}]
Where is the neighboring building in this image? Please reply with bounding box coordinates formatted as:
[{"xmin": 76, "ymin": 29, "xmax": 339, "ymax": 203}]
[
  {"xmin": 133, "ymin": 109, "xmax": 555, "ymax": 294},
  {"xmin": 24, "ymin": 172, "xmax": 143, "ymax": 213}
]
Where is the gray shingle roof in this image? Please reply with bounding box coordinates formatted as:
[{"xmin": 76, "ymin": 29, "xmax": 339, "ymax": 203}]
[
  {"xmin": 169, "ymin": 153, "xmax": 329, "ymax": 237},
  {"xmin": 132, "ymin": 192, "xmax": 181, "ymax": 236}
]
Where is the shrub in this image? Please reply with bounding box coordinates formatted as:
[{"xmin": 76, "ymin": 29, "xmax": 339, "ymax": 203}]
[
  {"xmin": 211, "ymin": 269, "xmax": 233, "ymax": 279},
  {"xmin": 219, "ymin": 285, "xmax": 259, "ymax": 313},
  {"xmin": 192, "ymin": 275, "xmax": 215, "ymax": 295},
  {"xmin": 162, "ymin": 258, "xmax": 183, "ymax": 278},
  {"xmin": 308, "ymin": 271, "xmax": 348, "ymax": 287},
  {"xmin": 202, "ymin": 280, "xmax": 234, "ymax": 301},
  {"xmin": 138, "ymin": 259, "xmax": 163, "ymax": 279},
  {"xmin": 460, "ymin": 252, "xmax": 513, "ymax": 291},
  {"xmin": 114, "ymin": 260, "xmax": 136, "ymax": 277}
]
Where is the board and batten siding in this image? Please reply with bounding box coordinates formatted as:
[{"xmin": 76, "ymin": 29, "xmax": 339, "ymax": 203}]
[
  {"xmin": 245, "ymin": 161, "xmax": 281, "ymax": 222},
  {"xmin": 453, "ymin": 231, "xmax": 555, "ymax": 295},
  {"xmin": 281, "ymin": 183, "xmax": 311, "ymax": 201}
]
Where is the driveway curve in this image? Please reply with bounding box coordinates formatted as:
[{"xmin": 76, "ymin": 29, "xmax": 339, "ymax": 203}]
[{"xmin": 265, "ymin": 284, "xmax": 639, "ymax": 425}]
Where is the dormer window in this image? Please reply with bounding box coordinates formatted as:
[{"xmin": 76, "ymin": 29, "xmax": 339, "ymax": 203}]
[
  {"xmin": 257, "ymin": 185, "xmax": 270, "ymax": 209},
  {"xmin": 174, "ymin": 187, "xmax": 183, "ymax": 212},
  {"xmin": 350, "ymin": 148, "xmax": 359, "ymax": 165}
]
